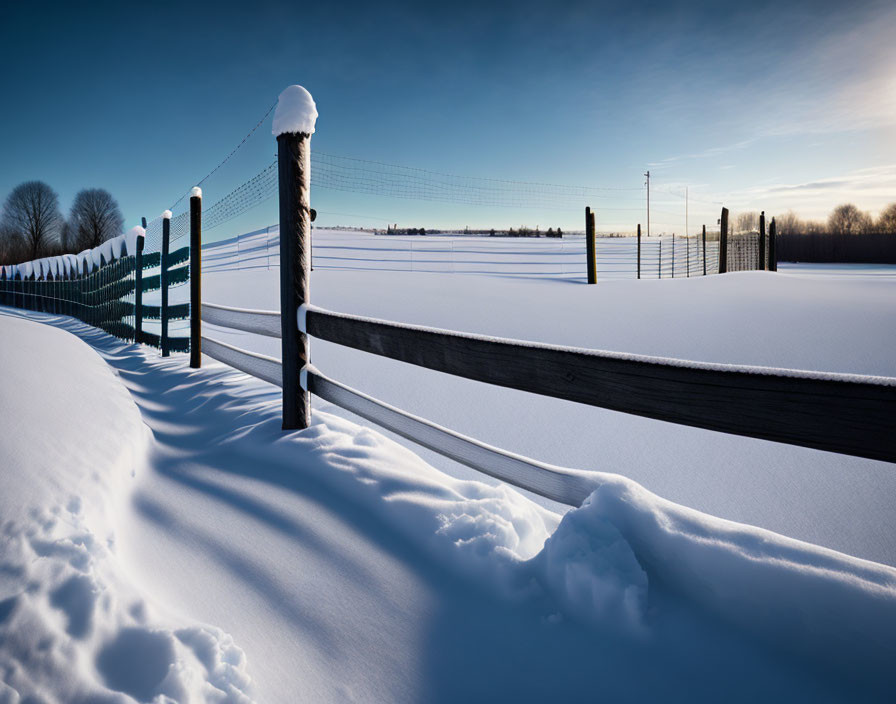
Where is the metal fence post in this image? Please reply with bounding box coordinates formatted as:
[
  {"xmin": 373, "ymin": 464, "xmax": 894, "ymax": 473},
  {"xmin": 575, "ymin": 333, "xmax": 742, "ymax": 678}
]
[
  {"xmin": 637, "ymin": 224, "xmax": 641, "ymax": 279},
  {"xmin": 135, "ymin": 234, "xmax": 144, "ymax": 343},
  {"xmin": 161, "ymin": 210, "xmax": 171, "ymax": 356},
  {"xmin": 702, "ymin": 225, "xmax": 707, "ymax": 276},
  {"xmin": 769, "ymin": 217, "xmax": 777, "ymax": 272},
  {"xmin": 275, "ymin": 85, "xmax": 317, "ymax": 430},
  {"xmin": 585, "ymin": 207, "xmax": 596, "ymax": 284},
  {"xmin": 759, "ymin": 211, "xmax": 766, "ymax": 270},
  {"xmin": 190, "ymin": 188, "xmax": 202, "ymax": 368},
  {"xmin": 719, "ymin": 207, "xmax": 729, "ymax": 274}
]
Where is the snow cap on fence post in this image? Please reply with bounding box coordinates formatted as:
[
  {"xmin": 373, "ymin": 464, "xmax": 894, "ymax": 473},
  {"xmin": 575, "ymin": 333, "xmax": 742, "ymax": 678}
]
[
  {"xmin": 190, "ymin": 186, "xmax": 202, "ymax": 199},
  {"xmin": 162, "ymin": 209, "xmax": 172, "ymax": 220},
  {"xmin": 272, "ymin": 85, "xmax": 318, "ymax": 136}
]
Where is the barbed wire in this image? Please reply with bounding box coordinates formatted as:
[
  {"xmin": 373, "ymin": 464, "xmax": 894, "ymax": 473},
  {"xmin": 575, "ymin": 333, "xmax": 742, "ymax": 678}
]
[
  {"xmin": 202, "ymin": 160, "xmax": 279, "ymax": 232},
  {"xmin": 309, "ymin": 152, "xmax": 646, "ymax": 211}
]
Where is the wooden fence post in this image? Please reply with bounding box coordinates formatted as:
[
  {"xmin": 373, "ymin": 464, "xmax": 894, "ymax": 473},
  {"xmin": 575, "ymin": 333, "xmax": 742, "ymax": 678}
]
[
  {"xmin": 275, "ymin": 85, "xmax": 317, "ymax": 430},
  {"xmin": 161, "ymin": 210, "xmax": 171, "ymax": 357},
  {"xmin": 637, "ymin": 224, "xmax": 641, "ymax": 279},
  {"xmin": 702, "ymin": 225, "xmax": 707, "ymax": 275},
  {"xmin": 759, "ymin": 211, "xmax": 766, "ymax": 270},
  {"xmin": 190, "ymin": 187, "xmax": 202, "ymax": 368},
  {"xmin": 769, "ymin": 217, "xmax": 777, "ymax": 272},
  {"xmin": 718, "ymin": 207, "xmax": 729, "ymax": 274},
  {"xmin": 585, "ymin": 207, "xmax": 597, "ymax": 284},
  {"xmin": 135, "ymin": 234, "xmax": 144, "ymax": 343}
]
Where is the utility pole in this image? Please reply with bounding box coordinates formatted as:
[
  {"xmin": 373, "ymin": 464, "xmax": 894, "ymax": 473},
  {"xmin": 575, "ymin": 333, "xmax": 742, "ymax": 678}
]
[{"xmin": 644, "ymin": 170, "xmax": 650, "ymax": 237}]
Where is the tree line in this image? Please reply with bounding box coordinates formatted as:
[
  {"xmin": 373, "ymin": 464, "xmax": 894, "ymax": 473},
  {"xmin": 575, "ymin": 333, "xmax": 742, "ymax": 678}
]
[
  {"xmin": 0, "ymin": 181, "xmax": 124, "ymax": 266},
  {"xmin": 734, "ymin": 203, "xmax": 896, "ymax": 236}
]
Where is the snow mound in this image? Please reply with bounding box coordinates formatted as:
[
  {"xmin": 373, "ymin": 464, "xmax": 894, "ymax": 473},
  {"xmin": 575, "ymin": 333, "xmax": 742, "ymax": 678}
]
[
  {"xmin": 0, "ymin": 313, "xmax": 253, "ymax": 703},
  {"xmin": 539, "ymin": 475, "xmax": 896, "ymax": 676},
  {"xmin": 272, "ymin": 85, "xmax": 317, "ymax": 136}
]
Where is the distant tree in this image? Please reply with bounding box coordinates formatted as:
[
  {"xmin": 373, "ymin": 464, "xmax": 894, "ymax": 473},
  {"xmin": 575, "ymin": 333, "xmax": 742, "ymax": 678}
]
[
  {"xmin": 557, "ymin": 227, "xmax": 563, "ymax": 237},
  {"xmin": 876, "ymin": 203, "xmax": 896, "ymax": 232},
  {"xmin": 1, "ymin": 181, "xmax": 62, "ymax": 260},
  {"xmin": 734, "ymin": 211, "xmax": 759, "ymax": 234},
  {"xmin": 69, "ymin": 188, "xmax": 124, "ymax": 250},
  {"xmin": 828, "ymin": 203, "xmax": 872, "ymax": 235},
  {"xmin": 775, "ymin": 210, "xmax": 804, "ymax": 235},
  {"xmin": 0, "ymin": 221, "xmax": 25, "ymax": 265},
  {"xmin": 547, "ymin": 227, "xmax": 554, "ymax": 237},
  {"xmin": 489, "ymin": 228, "xmax": 495, "ymax": 236}
]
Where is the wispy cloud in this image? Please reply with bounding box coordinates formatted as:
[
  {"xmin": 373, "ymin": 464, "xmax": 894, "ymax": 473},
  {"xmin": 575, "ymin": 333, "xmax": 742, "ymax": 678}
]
[{"xmin": 722, "ymin": 165, "xmax": 896, "ymax": 218}]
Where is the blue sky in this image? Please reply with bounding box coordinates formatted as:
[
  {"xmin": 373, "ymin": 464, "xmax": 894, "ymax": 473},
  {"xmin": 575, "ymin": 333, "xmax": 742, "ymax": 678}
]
[{"xmin": 1, "ymin": 0, "xmax": 894, "ymax": 237}]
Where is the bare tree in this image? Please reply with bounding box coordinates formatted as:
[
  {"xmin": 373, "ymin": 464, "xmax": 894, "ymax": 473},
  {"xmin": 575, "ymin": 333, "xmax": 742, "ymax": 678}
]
[
  {"xmin": 876, "ymin": 203, "xmax": 896, "ymax": 233},
  {"xmin": 775, "ymin": 210, "xmax": 804, "ymax": 235},
  {"xmin": 0, "ymin": 222, "xmax": 26, "ymax": 265},
  {"xmin": 734, "ymin": 211, "xmax": 759, "ymax": 233},
  {"xmin": 828, "ymin": 203, "xmax": 872, "ymax": 235},
  {"xmin": 1, "ymin": 181, "xmax": 62, "ymax": 260},
  {"xmin": 69, "ymin": 188, "xmax": 124, "ymax": 251}
]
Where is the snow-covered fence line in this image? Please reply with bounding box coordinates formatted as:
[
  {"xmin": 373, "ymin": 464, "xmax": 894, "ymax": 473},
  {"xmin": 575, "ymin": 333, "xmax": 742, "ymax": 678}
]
[{"xmin": 0, "ymin": 221, "xmax": 193, "ymax": 353}]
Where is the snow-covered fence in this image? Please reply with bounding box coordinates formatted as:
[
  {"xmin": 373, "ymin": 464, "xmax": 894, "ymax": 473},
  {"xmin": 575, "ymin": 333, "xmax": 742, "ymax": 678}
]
[
  {"xmin": 0, "ymin": 228, "xmax": 192, "ymax": 353},
  {"xmin": 196, "ymin": 85, "xmax": 893, "ymax": 507},
  {"xmin": 201, "ymin": 297, "xmax": 896, "ymax": 502}
]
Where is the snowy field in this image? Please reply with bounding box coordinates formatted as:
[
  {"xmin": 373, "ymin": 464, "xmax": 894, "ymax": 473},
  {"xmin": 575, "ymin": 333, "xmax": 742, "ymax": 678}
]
[{"xmin": 2, "ymin": 228, "xmax": 895, "ymax": 702}]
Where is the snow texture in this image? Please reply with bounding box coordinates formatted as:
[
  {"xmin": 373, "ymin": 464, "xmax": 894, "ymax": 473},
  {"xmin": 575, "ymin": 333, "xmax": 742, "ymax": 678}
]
[
  {"xmin": 2, "ymin": 307, "xmax": 894, "ymax": 701},
  {"xmin": 272, "ymin": 85, "xmax": 317, "ymax": 136},
  {"xmin": 3, "ymin": 230, "xmax": 896, "ymax": 701},
  {"xmin": 200, "ymin": 229, "xmax": 896, "ymax": 568},
  {"xmin": 0, "ymin": 312, "xmax": 253, "ymax": 702}
]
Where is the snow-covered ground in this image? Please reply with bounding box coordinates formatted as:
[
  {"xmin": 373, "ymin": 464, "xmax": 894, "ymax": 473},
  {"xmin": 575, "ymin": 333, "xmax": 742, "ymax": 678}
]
[
  {"xmin": 2, "ymin": 229, "xmax": 895, "ymax": 702},
  {"xmin": 202, "ymin": 229, "xmax": 896, "ymax": 565}
]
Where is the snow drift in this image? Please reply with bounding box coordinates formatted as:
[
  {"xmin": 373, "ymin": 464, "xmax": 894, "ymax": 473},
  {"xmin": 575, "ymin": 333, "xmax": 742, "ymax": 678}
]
[{"xmin": 0, "ymin": 312, "xmax": 252, "ymax": 703}]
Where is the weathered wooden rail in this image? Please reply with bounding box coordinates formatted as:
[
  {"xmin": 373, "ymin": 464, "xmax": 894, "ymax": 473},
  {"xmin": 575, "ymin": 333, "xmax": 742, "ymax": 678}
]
[{"xmin": 304, "ymin": 308, "xmax": 895, "ymax": 463}]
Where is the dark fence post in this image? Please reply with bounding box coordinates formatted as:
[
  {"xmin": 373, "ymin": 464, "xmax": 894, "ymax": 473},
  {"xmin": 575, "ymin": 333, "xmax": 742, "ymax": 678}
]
[
  {"xmin": 658, "ymin": 239, "xmax": 662, "ymax": 278},
  {"xmin": 637, "ymin": 224, "xmax": 641, "ymax": 279},
  {"xmin": 686, "ymin": 233, "xmax": 690, "ymax": 277},
  {"xmin": 276, "ymin": 85, "xmax": 317, "ymax": 430},
  {"xmin": 759, "ymin": 211, "xmax": 766, "ymax": 270},
  {"xmin": 671, "ymin": 233, "xmax": 675, "ymax": 278},
  {"xmin": 190, "ymin": 187, "xmax": 202, "ymax": 368},
  {"xmin": 161, "ymin": 210, "xmax": 171, "ymax": 357},
  {"xmin": 769, "ymin": 217, "xmax": 777, "ymax": 272},
  {"xmin": 585, "ymin": 207, "xmax": 597, "ymax": 284},
  {"xmin": 702, "ymin": 225, "xmax": 707, "ymax": 275},
  {"xmin": 718, "ymin": 207, "xmax": 729, "ymax": 274},
  {"xmin": 141, "ymin": 216, "xmax": 147, "ymax": 229},
  {"xmin": 135, "ymin": 233, "xmax": 144, "ymax": 343}
]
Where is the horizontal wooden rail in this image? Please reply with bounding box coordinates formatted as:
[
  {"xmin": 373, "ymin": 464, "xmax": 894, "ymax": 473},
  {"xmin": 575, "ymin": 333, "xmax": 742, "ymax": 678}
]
[
  {"xmin": 304, "ymin": 307, "xmax": 896, "ymax": 463},
  {"xmin": 202, "ymin": 302, "xmax": 281, "ymax": 338}
]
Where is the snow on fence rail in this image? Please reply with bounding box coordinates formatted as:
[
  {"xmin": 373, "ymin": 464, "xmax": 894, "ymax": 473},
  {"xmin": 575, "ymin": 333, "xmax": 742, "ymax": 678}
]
[{"xmin": 201, "ymin": 298, "xmax": 896, "ymax": 491}]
